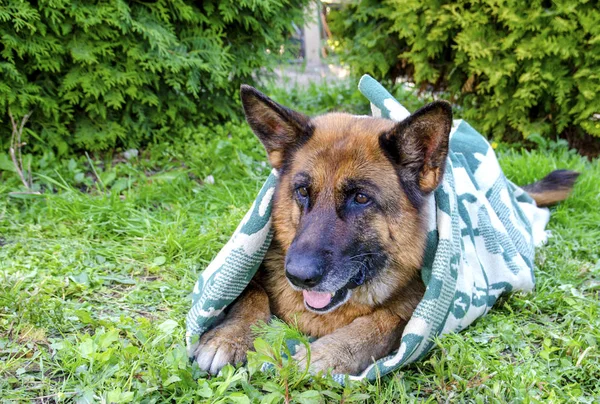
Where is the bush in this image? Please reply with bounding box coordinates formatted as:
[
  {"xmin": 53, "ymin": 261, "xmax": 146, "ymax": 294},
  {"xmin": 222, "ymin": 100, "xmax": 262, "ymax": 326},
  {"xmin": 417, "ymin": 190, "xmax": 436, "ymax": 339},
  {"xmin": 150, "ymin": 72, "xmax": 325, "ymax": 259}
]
[
  {"xmin": 329, "ymin": 0, "xmax": 600, "ymax": 147},
  {"xmin": 0, "ymin": 0, "xmax": 310, "ymax": 153}
]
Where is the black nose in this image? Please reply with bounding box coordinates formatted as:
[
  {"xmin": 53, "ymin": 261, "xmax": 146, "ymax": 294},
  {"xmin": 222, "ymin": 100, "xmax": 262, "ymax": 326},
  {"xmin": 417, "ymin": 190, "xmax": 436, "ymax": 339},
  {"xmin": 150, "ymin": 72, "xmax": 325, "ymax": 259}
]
[{"xmin": 285, "ymin": 254, "xmax": 324, "ymax": 288}]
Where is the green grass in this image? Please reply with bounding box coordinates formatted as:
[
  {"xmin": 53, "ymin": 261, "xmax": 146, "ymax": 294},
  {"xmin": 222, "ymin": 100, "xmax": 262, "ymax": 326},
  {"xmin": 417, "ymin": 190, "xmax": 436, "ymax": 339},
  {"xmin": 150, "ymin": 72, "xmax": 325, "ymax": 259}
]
[{"xmin": 1, "ymin": 82, "xmax": 599, "ymax": 403}]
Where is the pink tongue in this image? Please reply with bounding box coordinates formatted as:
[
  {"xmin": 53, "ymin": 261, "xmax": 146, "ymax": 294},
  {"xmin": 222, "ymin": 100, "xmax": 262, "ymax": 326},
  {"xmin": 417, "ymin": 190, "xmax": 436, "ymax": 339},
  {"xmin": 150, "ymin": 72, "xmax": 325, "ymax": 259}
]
[{"xmin": 303, "ymin": 290, "xmax": 332, "ymax": 309}]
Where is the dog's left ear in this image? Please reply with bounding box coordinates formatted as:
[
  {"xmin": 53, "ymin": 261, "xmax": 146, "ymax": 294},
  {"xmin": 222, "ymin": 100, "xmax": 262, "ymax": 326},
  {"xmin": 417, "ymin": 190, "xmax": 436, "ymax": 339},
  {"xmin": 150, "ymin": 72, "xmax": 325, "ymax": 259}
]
[
  {"xmin": 379, "ymin": 100, "xmax": 453, "ymax": 206},
  {"xmin": 240, "ymin": 85, "xmax": 311, "ymax": 169}
]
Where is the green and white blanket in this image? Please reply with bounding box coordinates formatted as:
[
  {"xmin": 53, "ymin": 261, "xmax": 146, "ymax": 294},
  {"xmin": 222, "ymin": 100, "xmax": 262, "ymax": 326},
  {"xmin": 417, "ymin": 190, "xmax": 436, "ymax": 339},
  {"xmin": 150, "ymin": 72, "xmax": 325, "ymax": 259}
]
[{"xmin": 186, "ymin": 76, "xmax": 550, "ymax": 382}]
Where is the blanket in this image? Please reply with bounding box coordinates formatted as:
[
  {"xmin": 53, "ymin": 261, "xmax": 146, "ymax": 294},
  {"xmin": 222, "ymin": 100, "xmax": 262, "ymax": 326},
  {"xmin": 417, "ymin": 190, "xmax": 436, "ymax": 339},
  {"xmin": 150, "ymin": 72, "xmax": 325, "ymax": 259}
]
[{"xmin": 186, "ymin": 75, "xmax": 550, "ymax": 383}]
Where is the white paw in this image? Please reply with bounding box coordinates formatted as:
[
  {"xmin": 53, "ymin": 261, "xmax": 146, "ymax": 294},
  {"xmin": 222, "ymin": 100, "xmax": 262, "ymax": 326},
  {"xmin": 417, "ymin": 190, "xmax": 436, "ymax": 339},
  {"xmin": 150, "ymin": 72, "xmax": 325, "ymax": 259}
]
[{"xmin": 194, "ymin": 325, "xmax": 250, "ymax": 375}]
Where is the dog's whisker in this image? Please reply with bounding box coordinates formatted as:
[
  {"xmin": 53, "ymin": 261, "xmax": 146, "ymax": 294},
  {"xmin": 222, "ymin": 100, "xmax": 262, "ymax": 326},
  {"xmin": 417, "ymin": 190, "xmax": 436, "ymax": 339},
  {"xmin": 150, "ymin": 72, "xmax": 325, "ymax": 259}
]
[{"xmin": 348, "ymin": 252, "xmax": 382, "ymax": 260}]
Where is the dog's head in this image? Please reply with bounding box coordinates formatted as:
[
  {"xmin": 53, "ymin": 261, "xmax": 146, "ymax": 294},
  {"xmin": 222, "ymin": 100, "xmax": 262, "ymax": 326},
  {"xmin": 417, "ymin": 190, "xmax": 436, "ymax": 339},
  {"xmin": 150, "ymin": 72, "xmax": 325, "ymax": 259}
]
[{"xmin": 241, "ymin": 85, "xmax": 452, "ymax": 313}]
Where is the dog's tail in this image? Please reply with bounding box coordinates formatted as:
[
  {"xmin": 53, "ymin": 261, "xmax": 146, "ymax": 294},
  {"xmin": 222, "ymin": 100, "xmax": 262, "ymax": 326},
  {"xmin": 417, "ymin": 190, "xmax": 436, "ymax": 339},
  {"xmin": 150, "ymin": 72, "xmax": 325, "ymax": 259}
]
[{"xmin": 521, "ymin": 170, "xmax": 580, "ymax": 207}]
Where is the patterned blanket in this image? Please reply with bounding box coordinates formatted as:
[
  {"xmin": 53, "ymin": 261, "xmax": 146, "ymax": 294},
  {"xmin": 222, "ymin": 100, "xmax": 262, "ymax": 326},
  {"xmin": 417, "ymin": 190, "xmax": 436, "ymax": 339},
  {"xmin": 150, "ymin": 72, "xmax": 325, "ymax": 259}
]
[{"xmin": 186, "ymin": 76, "xmax": 550, "ymax": 383}]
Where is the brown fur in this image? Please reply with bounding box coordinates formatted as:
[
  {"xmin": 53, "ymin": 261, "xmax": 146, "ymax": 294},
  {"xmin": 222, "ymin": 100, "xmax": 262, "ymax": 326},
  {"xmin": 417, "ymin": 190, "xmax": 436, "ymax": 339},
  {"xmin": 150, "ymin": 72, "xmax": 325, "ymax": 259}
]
[
  {"xmin": 195, "ymin": 85, "xmax": 578, "ymax": 376},
  {"xmin": 528, "ymin": 189, "xmax": 573, "ymax": 207},
  {"xmin": 521, "ymin": 169, "xmax": 580, "ymax": 207},
  {"xmin": 196, "ymin": 87, "xmax": 447, "ymax": 375},
  {"xmin": 261, "ymin": 114, "xmax": 427, "ymax": 333},
  {"xmin": 258, "ymin": 113, "xmax": 433, "ymax": 373},
  {"xmin": 292, "ymin": 307, "xmax": 408, "ymax": 375}
]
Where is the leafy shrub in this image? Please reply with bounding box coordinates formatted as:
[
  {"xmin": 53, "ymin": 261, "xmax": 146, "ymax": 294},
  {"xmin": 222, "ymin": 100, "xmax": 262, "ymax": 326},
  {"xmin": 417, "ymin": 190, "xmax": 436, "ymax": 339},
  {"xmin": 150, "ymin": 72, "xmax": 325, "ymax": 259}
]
[
  {"xmin": 0, "ymin": 0, "xmax": 310, "ymax": 153},
  {"xmin": 329, "ymin": 0, "xmax": 600, "ymax": 147}
]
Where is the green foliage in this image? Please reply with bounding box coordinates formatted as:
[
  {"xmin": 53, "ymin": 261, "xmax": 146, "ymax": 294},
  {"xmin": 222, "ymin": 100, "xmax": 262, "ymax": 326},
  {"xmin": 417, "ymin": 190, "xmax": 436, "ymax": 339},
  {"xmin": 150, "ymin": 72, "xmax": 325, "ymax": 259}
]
[
  {"xmin": 266, "ymin": 79, "xmax": 371, "ymax": 116},
  {"xmin": 329, "ymin": 0, "xmax": 600, "ymax": 143},
  {"xmin": 2, "ymin": 110, "xmax": 599, "ymax": 400},
  {"xmin": 0, "ymin": 0, "xmax": 310, "ymax": 153},
  {"xmin": 263, "ymin": 78, "xmax": 431, "ymax": 119},
  {"xmin": 1, "ymin": 82, "xmax": 598, "ymax": 401}
]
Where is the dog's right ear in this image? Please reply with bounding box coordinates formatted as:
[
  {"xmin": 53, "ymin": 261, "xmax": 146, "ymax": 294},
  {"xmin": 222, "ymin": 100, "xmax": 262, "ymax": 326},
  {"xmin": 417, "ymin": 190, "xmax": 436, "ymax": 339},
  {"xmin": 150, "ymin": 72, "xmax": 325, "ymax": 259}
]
[
  {"xmin": 379, "ymin": 100, "xmax": 453, "ymax": 207},
  {"xmin": 240, "ymin": 85, "xmax": 312, "ymax": 169}
]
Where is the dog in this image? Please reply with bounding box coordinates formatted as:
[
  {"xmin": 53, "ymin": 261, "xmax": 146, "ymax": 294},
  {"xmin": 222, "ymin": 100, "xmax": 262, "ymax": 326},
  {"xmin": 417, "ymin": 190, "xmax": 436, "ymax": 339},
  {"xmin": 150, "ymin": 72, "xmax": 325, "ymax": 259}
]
[{"xmin": 194, "ymin": 85, "xmax": 579, "ymax": 376}]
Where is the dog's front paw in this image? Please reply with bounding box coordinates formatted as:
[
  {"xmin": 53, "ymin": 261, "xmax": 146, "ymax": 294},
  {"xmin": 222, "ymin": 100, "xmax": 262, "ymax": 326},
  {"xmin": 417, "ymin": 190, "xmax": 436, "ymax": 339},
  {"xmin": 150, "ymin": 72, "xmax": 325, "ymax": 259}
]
[
  {"xmin": 293, "ymin": 336, "xmax": 361, "ymax": 375},
  {"xmin": 194, "ymin": 324, "xmax": 251, "ymax": 375}
]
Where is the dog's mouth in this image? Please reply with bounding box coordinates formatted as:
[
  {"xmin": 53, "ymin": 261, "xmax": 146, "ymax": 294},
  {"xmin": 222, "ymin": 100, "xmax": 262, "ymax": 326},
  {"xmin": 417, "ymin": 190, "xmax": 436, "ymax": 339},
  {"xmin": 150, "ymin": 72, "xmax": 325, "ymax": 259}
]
[
  {"xmin": 302, "ymin": 269, "xmax": 366, "ymax": 313},
  {"xmin": 303, "ymin": 288, "xmax": 349, "ymax": 312}
]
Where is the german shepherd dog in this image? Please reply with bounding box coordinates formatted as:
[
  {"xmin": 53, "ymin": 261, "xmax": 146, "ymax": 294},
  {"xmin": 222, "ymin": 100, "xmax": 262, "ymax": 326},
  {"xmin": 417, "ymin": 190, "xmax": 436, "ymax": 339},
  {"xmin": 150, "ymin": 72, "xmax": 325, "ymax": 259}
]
[{"xmin": 194, "ymin": 85, "xmax": 579, "ymax": 376}]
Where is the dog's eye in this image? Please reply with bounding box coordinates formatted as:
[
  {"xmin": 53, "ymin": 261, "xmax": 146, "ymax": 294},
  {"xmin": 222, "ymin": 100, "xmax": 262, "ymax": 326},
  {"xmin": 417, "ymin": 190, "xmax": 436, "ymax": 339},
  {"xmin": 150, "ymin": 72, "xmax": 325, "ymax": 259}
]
[
  {"xmin": 354, "ymin": 193, "xmax": 370, "ymax": 204},
  {"xmin": 297, "ymin": 186, "xmax": 309, "ymax": 198}
]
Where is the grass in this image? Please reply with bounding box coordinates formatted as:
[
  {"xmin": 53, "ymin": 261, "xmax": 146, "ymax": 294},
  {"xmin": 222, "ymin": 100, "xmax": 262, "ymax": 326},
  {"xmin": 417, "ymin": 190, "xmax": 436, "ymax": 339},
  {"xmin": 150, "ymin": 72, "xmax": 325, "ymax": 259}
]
[{"xmin": 1, "ymin": 81, "xmax": 599, "ymax": 403}]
